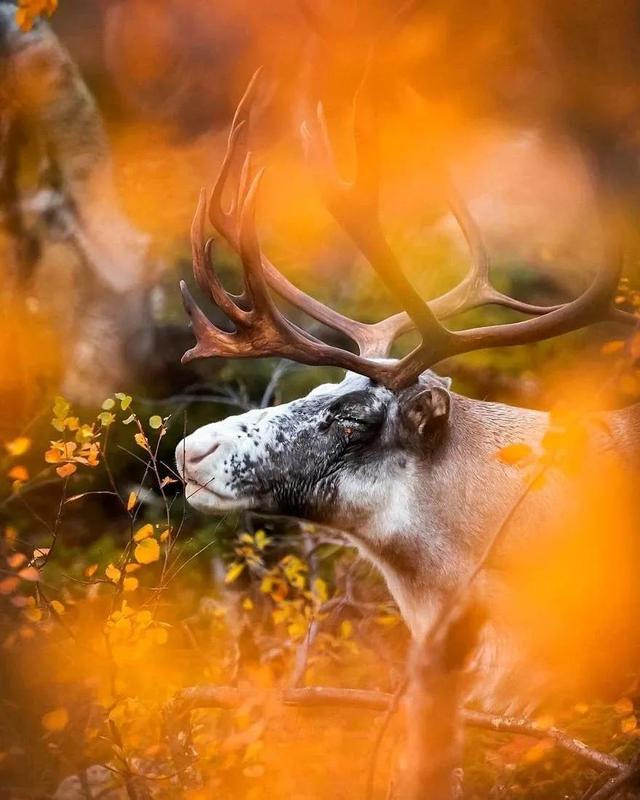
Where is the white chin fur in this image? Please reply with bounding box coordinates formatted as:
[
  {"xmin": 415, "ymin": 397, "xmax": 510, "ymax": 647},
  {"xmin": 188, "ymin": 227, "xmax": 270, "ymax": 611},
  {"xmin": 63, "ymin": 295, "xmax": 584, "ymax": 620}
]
[{"xmin": 183, "ymin": 481, "xmax": 253, "ymax": 513}]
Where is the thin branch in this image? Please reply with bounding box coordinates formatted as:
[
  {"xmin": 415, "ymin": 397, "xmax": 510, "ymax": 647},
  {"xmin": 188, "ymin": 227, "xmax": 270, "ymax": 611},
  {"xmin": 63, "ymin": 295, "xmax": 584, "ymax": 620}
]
[{"xmin": 162, "ymin": 684, "xmax": 625, "ymax": 776}]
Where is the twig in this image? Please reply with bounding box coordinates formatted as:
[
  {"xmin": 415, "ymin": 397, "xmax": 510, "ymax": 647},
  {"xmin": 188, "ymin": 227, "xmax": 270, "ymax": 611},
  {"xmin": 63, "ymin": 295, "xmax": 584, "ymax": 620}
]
[{"xmin": 585, "ymin": 753, "xmax": 640, "ymax": 800}]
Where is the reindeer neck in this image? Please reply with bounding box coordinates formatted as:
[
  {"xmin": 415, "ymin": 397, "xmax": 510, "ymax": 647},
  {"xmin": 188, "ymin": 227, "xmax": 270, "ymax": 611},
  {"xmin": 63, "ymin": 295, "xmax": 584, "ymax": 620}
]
[{"xmin": 346, "ymin": 394, "xmax": 549, "ymax": 637}]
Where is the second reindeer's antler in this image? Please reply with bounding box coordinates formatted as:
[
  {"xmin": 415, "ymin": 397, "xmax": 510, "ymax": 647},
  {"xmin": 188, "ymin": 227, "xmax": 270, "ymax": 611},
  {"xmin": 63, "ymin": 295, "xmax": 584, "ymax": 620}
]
[{"xmin": 180, "ymin": 69, "xmax": 635, "ymax": 391}]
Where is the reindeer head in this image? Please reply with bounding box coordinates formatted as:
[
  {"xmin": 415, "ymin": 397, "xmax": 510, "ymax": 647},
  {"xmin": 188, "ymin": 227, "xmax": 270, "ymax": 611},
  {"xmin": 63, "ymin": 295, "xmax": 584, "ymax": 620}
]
[
  {"xmin": 176, "ymin": 370, "xmax": 450, "ymax": 525},
  {"xmin": 176, "ymin": 71, "xmax": 632, "ymax": 528}
]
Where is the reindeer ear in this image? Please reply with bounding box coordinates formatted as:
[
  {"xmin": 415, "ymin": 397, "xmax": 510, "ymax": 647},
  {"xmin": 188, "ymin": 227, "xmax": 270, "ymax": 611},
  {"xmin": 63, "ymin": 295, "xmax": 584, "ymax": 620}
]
[{"xmin": 402, "ymin": 386, "xmax": 451, "ymax": 437}]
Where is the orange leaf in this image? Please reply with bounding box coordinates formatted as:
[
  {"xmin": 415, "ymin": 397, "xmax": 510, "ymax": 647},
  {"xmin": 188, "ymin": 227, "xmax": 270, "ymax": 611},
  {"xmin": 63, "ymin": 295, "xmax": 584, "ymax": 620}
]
[
  {"xmin": 8, "ymin": 465, "xmax": 29, "ymax": 482},
  {"xmin": 133, "ymin": 524, "xmax": 153, "ymax": 542},
  {"xmin": 56, "ymin": 463, "xmax": 77, "ymax": 478},
  {"xmin": 7, "ymin": 553, "xmax": 26, "ymax": 569},
  {"xmin": 134, "ymin": 538, "xmax": 160, "ymax": 565},
  {"xmin": 105, "ymin": 564, "xmax": 121, "ymax": 584},
  {"xmin": 41, "ymin": 707, "xmax": 68, "ymax": 733},
  {"xmin": 126, "ymin": 491, "xmax": 137, "ymax": 512},
  {"xmin": 17, "ymin": 566, "xmax": 40, "ymax": 582},
  {"xmin": 0, "ymin": 576, "xmax": 19, "ymax": 595}
]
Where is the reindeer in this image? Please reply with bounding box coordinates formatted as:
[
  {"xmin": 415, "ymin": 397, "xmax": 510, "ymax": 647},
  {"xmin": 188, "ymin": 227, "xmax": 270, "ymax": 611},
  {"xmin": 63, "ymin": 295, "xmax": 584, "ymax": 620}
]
[{"xmin": 175, "ymin": 74, "xmax": 640, "ymax": 707}]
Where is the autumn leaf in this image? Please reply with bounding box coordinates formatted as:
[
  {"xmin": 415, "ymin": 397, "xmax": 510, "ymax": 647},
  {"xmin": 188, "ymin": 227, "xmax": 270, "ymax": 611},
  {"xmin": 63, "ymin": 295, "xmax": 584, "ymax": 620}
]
[
  {"xmin": 134, "ymin": 538, "xmax": 160, "ymax": 565},
  {"xmin": 8, "ymin": 465, "xmax": 29, "ymax": 482},
  {"xmin": 0, "ymin": 576, "xmax": 19, "ymax": 595},
  {"xmin": 123, "ymin": 576, "xmax": 139, "ymax": 593},
  {"xmin": 126, "ymin": 491, "xmax": 137, "ymax": 512},
  {"xmin": 614, "ymin": 697, "xmax": 634, "ymax": 715},
  {"xmin": 8, "ymin": 553, "xmax": 26, "ymax": 569},
  {"xmin": 23, "ymin": 604, "xmax": 42, "ymax": 622},
  {"xmin": 149, "ymin": 415, "xmax": 163, "ymax": 430},
  {"xmin": 225, "ymin": 562, "xmax": 245, "ymax": 584},
  {"xmin": 134, "ymin": 432, "xmax": 149, "ymax": 451},
  {"xmin": 133, "ymin": 524, "xmax": 154, "ymax": 542},
  {"xmin": 56, "ymin": 463, "xmax": 77, "ymax": 478},
  {"xmin": 105, "ymin": 564, "xmax": 121, "ymax": 583},
  {"xmin": 115, "ymin": 393, "xmax": 132, "ymax": 411},
  {"xmin": 621, "ymin": 716, "xmax": 638, "ymax": 734},
  {"xmin": 5, "ymin": 437, "xmax": 31, "ymax": 457},
  {"xmin": 85, "ymin": 563, "xmax": 98, "ymax": 578},
  {"xmin": 601, "ymin": 339, "xmax": 625, "ymax": 355},
  {"xmin": 50, "ymin": 600, "xmax": 64, "ymax": 615},
  {"xmin": 151, "ymin": 626, "xmax": 168, "ymax": 645},
  {"xmin": 41, "ymin": 706, "xmax": 68, "ymax": 733},
  {"xmin": 18, "ymin": 566, "xmax": 40, "ymax": 582}
]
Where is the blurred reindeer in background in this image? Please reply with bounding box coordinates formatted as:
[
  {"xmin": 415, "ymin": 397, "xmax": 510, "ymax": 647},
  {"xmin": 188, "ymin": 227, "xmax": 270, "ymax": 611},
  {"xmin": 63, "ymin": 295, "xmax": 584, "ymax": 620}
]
[{"xmin": 0, "ymin": 3, "xmax": 195, "ymax": 405}]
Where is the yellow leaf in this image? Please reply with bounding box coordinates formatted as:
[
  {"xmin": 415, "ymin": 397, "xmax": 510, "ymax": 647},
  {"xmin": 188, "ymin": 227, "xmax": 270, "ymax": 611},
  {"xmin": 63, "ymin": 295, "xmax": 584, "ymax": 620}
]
[
  {"xmin": 523, "ymin": 738, "xmax": 554, "ymax": 764},
  {"xmin": 340, "ymin": 620, "xmax": 353, "ymax": 639},
  {"xmin": 152, "ymin": 626, "xmax": 168, "ymax": 645},
  {"xmin": 50, "ymin": 600, "xmax": 65, "ymax": 615},
  {"xmin": 312, "ymin": 578, "xmax": 328, "ymax": 603},
  {"xmin": 134, "ymin": 538, "xmax": 160, "ymax": 565},
  {"xmin": 254, "ymin": 529, "xmax": 270, "ymax": 551},
  {"xmin": 159, "ymin": 528, "xmax": 170, "ymax": 542},
  {"xmin": 225, "ymin": 562, "xmax": 245, "ymax": 584},
  {"xmin": 133, "ymin": 524, "xmax": 154, "ymax": 542},
  {"xmin": 85, "ymin": 563, "xmax": 98, "ymax": 578},
  {"xmin": 134, "ymin": 432, "xmax": 149, "ymax": 451},
  {"xmin": 116, "ymin": 393, "xmax": 133, "ymax": 411},
  {"xmin": 533, "ymin": 714, "xmax": 555, "ymax": 731},
  {"xmin": 615, "ymin": 697, "xmax": 634, "ymax": 716},
  {"xmin": 497, "ymin": 442, "xmax": 533, "ymax": 466},
  {"xmin": 601, "ymin": 340, "xmax": 625, "ymax": 355},
  {"xmin": 56, "ymin": 463, "xmax": 77, "ymax": 478},
  {"xmin": 149, "ymin": 415, "xmax": 163, "ymax": 430},
  {"xmin": 126, "ymin": 491, "xmax": 137, "ymax": 512},
  {"xmin": 41, "ymin": 707, "xmax": 68, "ymax": 733},
  {"xmin": 621, "ymin": 715, "xmax": 638, "ymax": 734},
  {"xmin": 102, "ymin": 398, "xmax": 115, "ymax": 410},
  {"xmin": 5, "ymin": 437, "xmax": 31, "ymax": 457},
  {"xmin": 242, "ymin": 597, "xmax": 254, "ymax": 611},
  {"xmin": 123, "ymin": 576, "xmax": 138, "ymax": 593},
  {"xmin": 24, "ymin": 605, "xmax": 42, "ymax": 622},
  {"xmin": 105, "ymin": 564, "xmax": 121, "ymax": 583}
]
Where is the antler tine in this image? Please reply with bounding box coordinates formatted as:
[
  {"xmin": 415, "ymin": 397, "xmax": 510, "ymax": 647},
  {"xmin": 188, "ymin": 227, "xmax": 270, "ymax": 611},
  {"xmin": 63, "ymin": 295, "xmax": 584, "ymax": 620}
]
[
  {"xmin": 191, "ymin": 187, "xmax": 247, "ymax": 322},
  {"xmin": 426, "ymin": 181, "xmax": 563, "ymax": 319},
  {"xmin": 305, "ymin": 82, "xmax": 454, "ymax": 361},
  {"xmin": 237, "ymin": 168, "xmax": 281, "ymax": 312}
]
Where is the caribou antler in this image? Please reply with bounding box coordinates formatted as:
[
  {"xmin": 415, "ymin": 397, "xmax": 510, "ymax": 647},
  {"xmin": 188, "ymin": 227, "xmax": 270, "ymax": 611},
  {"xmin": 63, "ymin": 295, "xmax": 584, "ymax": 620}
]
[{"xmin": 180, "ymin": 69, "xmax": 635, "ymax": 391}]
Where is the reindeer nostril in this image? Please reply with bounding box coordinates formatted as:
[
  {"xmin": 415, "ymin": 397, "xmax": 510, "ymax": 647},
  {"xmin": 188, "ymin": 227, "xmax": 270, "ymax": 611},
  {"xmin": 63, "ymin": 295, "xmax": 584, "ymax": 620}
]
[{"xmin": 188, "ymin": 442, "xmax": 220, "ymax": 467}]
